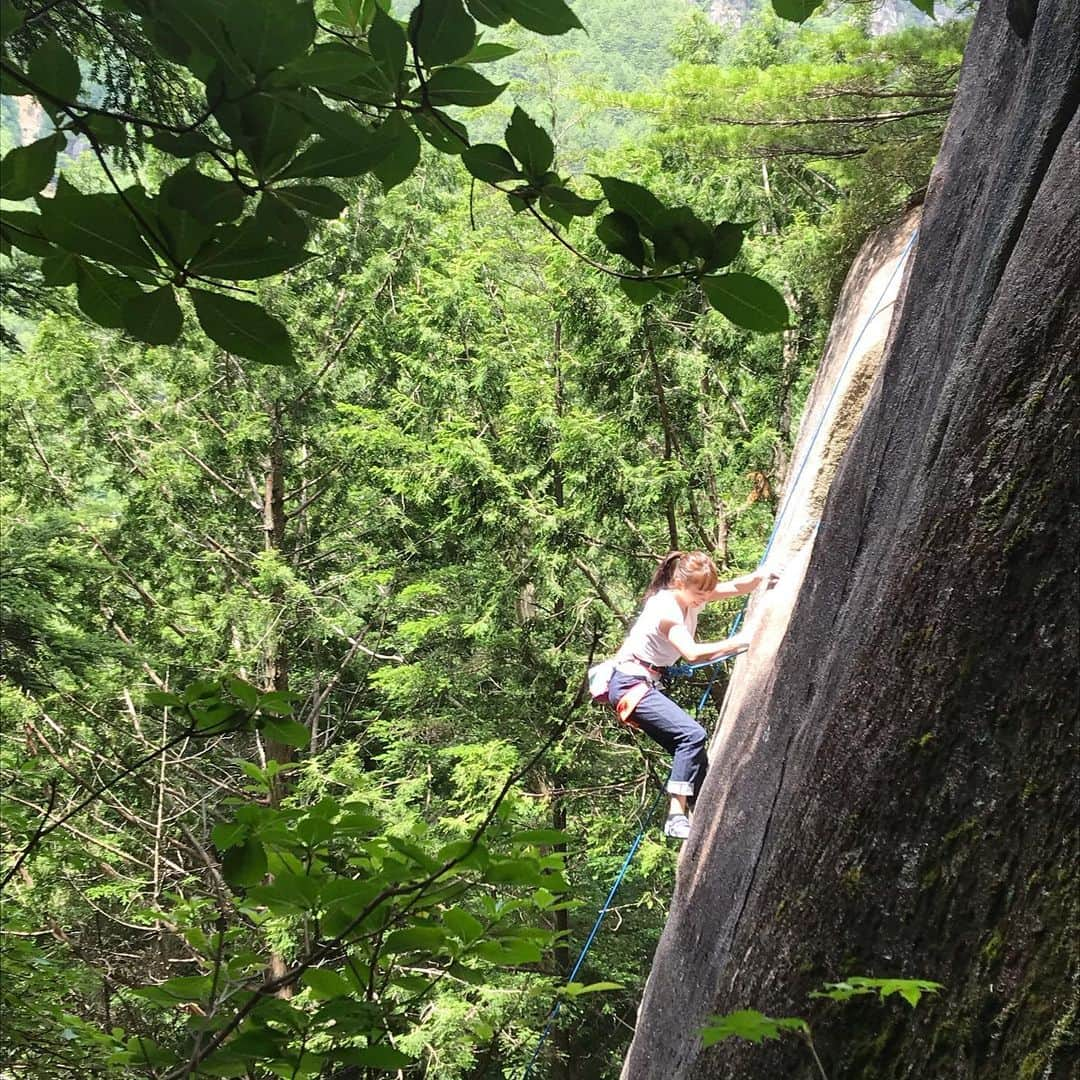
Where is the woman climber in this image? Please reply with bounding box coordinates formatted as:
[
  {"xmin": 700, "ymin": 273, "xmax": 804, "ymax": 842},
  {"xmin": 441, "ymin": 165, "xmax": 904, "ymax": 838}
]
[{"xmin": 604, "ymin": 550, "xmax": 777, "ymax": 840}]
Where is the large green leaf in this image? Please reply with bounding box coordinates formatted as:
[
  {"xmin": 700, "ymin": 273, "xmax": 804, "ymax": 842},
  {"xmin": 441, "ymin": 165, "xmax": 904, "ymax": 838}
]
[
  {"xmin": 215, "ymin": 1029, "xmax": 289, "ymax": 1058},
  {"xmin": 466, "ymin": 0, "xmax": 511, "ymax": 26},
  {"xmin": 382, "ymin": 926, "xmax": 448, "ymax": 953},
  {"xmin": 140, "ymin": 3, "xmax": 200, "ymax": 71},
  {"xmin": 369, "ymin": 6, "xmax": 407, "ymax": 87},
  {"xmin": 149, "ymin": 130, "xmax": 217, "ymax": 157},
  {"xmin": 40, "ymin": 250, "xmax": 80, "ymax": 286},
  {"xmin": 540, "ymin": 183, "xmax": 600, "ymax": 217},
  {"xmin": 511, "ymin": 828, "xmax": 572, "ymax": 846},
  {"xmin": 275, "ymin": 184, "xmax": 347, "ymax": 218},
  {"xmin": 702, "ymin": 221, "xmax": 747, "ymax": 271},
  {"xmin": 771, "ymin": 0, "xmax": 825, "ymax": 21},
  {"xmin": 413, "ymin": 0, "xmax": 476, "ymax": 67},
  {"xmin": 505, "ymin": 106, "xmax": 553, "ymax": 178},
  {"xmin": 275, "ymin": 116, "xmax": 399, "ymax": 179},
  {"xmin": 211, "ymin": 91, "xmax": 312, "ymax": 178},
  {"xmin": 462, "ymin": 40, "xmax": 517, "ymax": 62},
  {"xmin": 461, "ymin": 143, "xmax": 521, "ymax": 183},
  {"xmin": 156, "ymin": 205, "xmax": 215, "ymax": 264},
  {"xmin": 414, "ymin": 109, "xmax": 469, "ymax": 154},
  {"xmin": 152, "ymin": 975, "xmax": 214, "ymax": 1002},
  {"xmin": 286, "ymin": 89, "xmax": 374, "ymax": 141},
  {"xmin": 618, "ymin": 277, "xmax": 662, "ymax": 305},
  {"xmin": 472, "ymin": 938, "xmax": 542, "ymax": 964},
  {"xmin": 700, "ymin": 1009, "xmax": 808, "ymax": 1047},
  {"xmin": 0, "ymin": 211, "xmax": 54, "ymax": 256},
  {"xmin": 1, "ymin": 0, "xmax": 24, "ymax": 40},
  {"xmin": 319, "ymin": 881, "xmax": 382, "ymax": 938},
  {"xmin": 37, "ymin": 182, "xmax": 160, "ymax": 271},
  {"xmin": 302, "ymin": 968, "xmax": 353, "ymax": 1000},
  {"xmin": 191, "ymin": 289, "xmax": 294, "ymax": 364},
  {"xmin": 222, "ymin": 837, "xmax": 268, "ymax": 888},
  {"xmin": 314, "ymin": 1000, "xmax": 380, "ymax": 1034},
  {"xmin": 224, "ymin": 0, "xmax": 315, "ymax": 75},
  {"xmin": 596, "ymin": 211, "xmax": 644, "ymax": 267},
  {"xmin": 255, "ymin": 193, "xmax": 309, "ymax": 246},
  {"xmin": 26, "ymin": 38, "xmax": 81, "ymax": 102},
  {"xmin": 0, "ymin": 61, "xmax": 28, "ymax": 98},
  {"xmin": 335, "ymin": 1046, "xmax": 414, "ymax": 1070},
  {"xmin": 211, "ymin": 822, "xmax": 247, "ymax": 850},
  {"xmin": 315, "ymin": 0, "xmax": 365, "ymax": 28},
  {"xmin": 702, "ymin": 272, "xmax": 789, "ymax": 332},
  {"xmin": 189, "ymin": 220, "xmax": 310, "ymax": 281},
  {"xmin": 0, "ymin": 133, "xmax": 63, "ymax": 201},
  {"xmin": 425, "ymin": 67, "xmax": 506, "ymax": 107},
  {"xmin": 245, "ymin": 872, "xmax": 322, "ymax": 911},
  {"xmin": 503, "ymin": 0, "xmax": 582, "ymax": 34},
  {"xmin": 593, "ymin": 174, "xmax": 666, "ymax": 234},
  {"xmin": 652, "ymin": 205, "xmax": 712, "ymax": 269},
  {"xmin": 122, "ymin": 285, "xmax": 184, "ymax": 345},
  {"xmin": 539, "ymin": 193, "xmax": 572, "ymax": 228},
  {"xmin": 80, "ymin": 113, "xmax": 127, "ymax": 146},
  {"xmin": 261, "ymin": 717, "xmax": 312, "ymax": 747},
  {"xmin": 281, "ymin": 44, "xmax": 381, "ymax": 92},
  {"xmin": 371, "ymin": 113, "xmax": 422, "ymax": 192},
  {"xmin": 151, "ymin": 0, "xmax": 248, "ymax": 82},
  {"xmin": 161, "ymin": 165, "xmax": 247, "ymax": 225},
  {"xmin": 75, "ymin": 263, "xmax": 145, "ymax": 329},
  {"xmin": 484, "ymin": 857, "xmax": 548, "ymax": 887},
  {"xmin": 442, "ymin": 907, "xmax": 485, "ymax": 942}
]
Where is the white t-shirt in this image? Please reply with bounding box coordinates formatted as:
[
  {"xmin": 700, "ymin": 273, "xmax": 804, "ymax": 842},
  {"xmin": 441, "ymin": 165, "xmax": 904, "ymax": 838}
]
[{"xmin": 614, "ymin": 589, "xmax": 700, "ymax": 669}]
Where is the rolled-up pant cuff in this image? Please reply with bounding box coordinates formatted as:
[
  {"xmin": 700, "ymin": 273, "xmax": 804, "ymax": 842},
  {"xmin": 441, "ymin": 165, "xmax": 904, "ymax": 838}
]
[{"xmin": 666, "ymin": 780, "xmax": 694, "ymax": 796}]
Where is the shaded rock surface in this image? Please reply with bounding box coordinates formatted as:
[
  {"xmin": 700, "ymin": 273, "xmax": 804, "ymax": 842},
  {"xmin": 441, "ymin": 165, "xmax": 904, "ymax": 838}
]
[{"xmin": 621, "ymin": 0, "xmax": 1079, "ymax": 1077}]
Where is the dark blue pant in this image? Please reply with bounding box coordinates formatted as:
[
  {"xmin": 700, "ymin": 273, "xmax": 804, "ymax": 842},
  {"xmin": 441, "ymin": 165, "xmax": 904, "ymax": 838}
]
[{"xmin": 608, "ymin": 670, "xmax": 708, "ymax": 797}]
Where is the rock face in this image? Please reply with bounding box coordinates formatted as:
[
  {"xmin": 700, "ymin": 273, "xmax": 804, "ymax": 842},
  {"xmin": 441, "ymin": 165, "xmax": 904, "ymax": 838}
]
[
  {"xmin": 621, "ymin": 1, "xmax": 1079, "ymax": 1078},
  {"xmin": 706, "ymin": 0, "xmax": 757, "ymax": 29}
]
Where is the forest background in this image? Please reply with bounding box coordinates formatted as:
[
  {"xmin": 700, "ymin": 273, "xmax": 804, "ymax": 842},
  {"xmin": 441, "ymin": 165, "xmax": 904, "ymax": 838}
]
[{"xmin": 0, "ymin": 0, "xmax": 969, "ymax": 1076}]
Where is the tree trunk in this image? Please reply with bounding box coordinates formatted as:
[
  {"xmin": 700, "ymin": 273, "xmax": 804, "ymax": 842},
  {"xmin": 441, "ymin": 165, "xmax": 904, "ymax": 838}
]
[
  {"xmin": 261, "ymin": 404, "xmax": 296, "ymax": 994},
  {"xmin": 262, "ymin": 405, "xmax": 293, "ymax": 805}
]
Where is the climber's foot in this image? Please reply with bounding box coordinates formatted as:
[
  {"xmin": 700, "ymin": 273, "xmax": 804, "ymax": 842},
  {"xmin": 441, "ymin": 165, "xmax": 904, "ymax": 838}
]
[{"xmin": 663, "ymin": 813, "xmax": 691, "ymax": 840}]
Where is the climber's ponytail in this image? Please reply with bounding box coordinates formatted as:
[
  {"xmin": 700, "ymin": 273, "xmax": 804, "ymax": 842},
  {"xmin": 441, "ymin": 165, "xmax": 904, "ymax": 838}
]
[
  {"xmin": 643, "ymin": 551, "xmax": 684, "ymax": 600},
  {"xmin": 642, "ymin": 549, "xmax": 719, "ymax": 601}
]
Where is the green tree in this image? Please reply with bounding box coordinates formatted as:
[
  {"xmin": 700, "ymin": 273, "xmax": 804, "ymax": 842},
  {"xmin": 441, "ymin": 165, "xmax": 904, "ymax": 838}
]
[{"xmin": 1, "ymin": 0, "xmax": 789, "ymax": 365}]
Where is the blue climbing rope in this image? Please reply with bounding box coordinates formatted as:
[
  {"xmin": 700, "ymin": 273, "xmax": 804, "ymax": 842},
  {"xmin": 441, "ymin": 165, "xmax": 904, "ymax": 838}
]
[{"xmin": 522, "ymin": 229, "xmax": 920, "ymax": 1077}]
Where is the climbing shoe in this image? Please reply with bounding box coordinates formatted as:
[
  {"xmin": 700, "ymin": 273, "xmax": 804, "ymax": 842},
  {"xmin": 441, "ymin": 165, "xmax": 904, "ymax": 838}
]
[{"xmin": 663, "ymin": 813, "xmax": 691, "ymax": 840}]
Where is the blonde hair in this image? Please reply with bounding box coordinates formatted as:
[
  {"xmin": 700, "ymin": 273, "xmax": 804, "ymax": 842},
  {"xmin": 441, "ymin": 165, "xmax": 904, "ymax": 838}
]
[{"xmin": 643, "ymin": 550, "xmax": 718, "ymax": 600}]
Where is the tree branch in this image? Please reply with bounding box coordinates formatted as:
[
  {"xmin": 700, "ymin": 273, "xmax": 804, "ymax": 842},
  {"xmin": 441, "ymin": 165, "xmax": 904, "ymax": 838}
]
[{"xmin": 162, "ymin": 675, "xmax": 592, "ymax": 1078}]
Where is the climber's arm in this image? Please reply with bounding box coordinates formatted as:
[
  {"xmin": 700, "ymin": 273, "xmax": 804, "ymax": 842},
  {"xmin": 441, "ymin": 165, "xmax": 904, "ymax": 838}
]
[
  {"xmin": 708, "ymin": 566, "xmax": 779, "ymax": 600},
  {"xmin": 667, "ymin": 624, "xmax": 751, "ymax": 663}
]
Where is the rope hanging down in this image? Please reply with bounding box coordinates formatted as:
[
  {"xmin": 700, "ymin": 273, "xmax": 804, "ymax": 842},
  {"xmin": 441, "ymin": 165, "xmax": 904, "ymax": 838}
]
[
  {"xmin": 522, "ymin": 229, "xmax": 919, "ymax": 1078},
  {"xmin": 522, "ymin": 788, "xmax": 666, "ymax": 1079},
  {"xmin": 523, "ymin": 660, "xmax": 730, "ymax": 1080}
]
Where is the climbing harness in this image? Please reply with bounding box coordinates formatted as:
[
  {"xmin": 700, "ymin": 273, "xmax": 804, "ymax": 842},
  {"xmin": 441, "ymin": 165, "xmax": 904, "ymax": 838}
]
[
  {"xmin": 588, "ymin": 659, "xmax": 661, "ymax": 731},
  {"xmin": 614, "ymin": 680, "xmax": 650, "ymax": 730},
  {"xmin": 522, "ymin": 230, "xmax": 920, "ymax": 1078}
]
